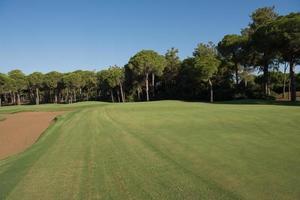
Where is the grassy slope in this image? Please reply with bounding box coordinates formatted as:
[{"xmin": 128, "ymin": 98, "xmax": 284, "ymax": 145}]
[{"xmin": 0, "ymin": 101, "xmax": 299, "ymax": 199}]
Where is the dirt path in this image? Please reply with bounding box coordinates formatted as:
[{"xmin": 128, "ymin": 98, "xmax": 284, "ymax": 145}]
[{"xmin": 0, "ymin": 111, "xmax": 64, "ymax": 160}]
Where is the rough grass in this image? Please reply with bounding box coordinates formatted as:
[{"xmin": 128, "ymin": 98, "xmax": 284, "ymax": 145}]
[{"xmin": 0, "ymin": 101, "xmax": 299, "ymax": 199}]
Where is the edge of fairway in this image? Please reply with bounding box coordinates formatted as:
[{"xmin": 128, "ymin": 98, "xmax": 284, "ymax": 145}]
[
  {"xmin": 0, "ymin": 109, "xmax": 87, "ymax": 199},
  {"xmin": 0, "ymin": 102, "xmax": 109, "ymax": 162},
  {"xmin": 0, "ymin": 112, "xmax": 66, "ymax": 162}
]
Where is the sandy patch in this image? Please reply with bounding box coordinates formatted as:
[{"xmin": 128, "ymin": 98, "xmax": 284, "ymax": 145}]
[{"xmin": 0, "ymin": 111, "xmax": 64, "ymax": 160}]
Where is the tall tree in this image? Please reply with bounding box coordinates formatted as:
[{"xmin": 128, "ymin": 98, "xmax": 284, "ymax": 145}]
[
  {"xmin": 247, "ymin": 6, "xmax": 279, "ymax": 96},
  {"xmin": 128, "ymin": 50, "xmax": 166, "ymax": 101},
  {"xmin": 106, "ymin": 66, "xmax": 126, "ymax": 102},
  {"xmin": 124, "ymin": 64, "xmax": 144, "ymax": 101},
  {"xmin": 218, "ymin": 34, "xmax": 247, "ymax": 86},
  {"xmin": 27, "ymin": 72, "xmax": 44, "ymax": 105},
  {"xmin": 8, "ymin": 70, "xmax": 26, "ymax": 105},
  {"xmin": 251, "ymin": 25, "xmax": 279, "ymax": 96},
  {"xmin": 81, "ymin": 71, "xmax": 97, "ymax": 101},
  {"xmin": 272, "ymin": 13, "xmax": 300, "ymax": 101},
  {"xmin": 0, "ymin": 73, "xmax": 10, "ymax": 106},
  {"xmin": 44, "ymin": 71, "xmax": 62, "ymax": 103},
  {"xmin": 177, "ymin": 57, "xmax": 198, "ymax": 99},
  {"xmin": 97, "ymin": 70, "xmax": 112, "ymax": 101},
  {"xmin": 194, "ymin": 43, "xmax": 221, "ymax": 102},
  {"xmin": 63, "ymin": 72, "xmax": 82, "ymax": 103},
  {"xmin": 252, "ymin": 12, "xmax": 300, "ymax": 101},
  {"xmin": 163, "ymin": 47, "xmax": 181, "ymax": 97}
]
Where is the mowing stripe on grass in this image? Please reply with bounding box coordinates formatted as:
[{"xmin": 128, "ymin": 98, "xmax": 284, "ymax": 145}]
[{"xmin": 0, "ymin": 101, "xmax": 299, "ymax": 199}]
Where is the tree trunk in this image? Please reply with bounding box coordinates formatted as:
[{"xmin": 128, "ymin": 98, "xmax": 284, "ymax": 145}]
[
  {"xmin": 47, "ymin": 89, "xmax": 51, "ymax": 103},
  {"xmin": 35, "ymin": 88, "xmax": 39, "ymax": 105},
  {"xmin": 0, "ymin": 96, "xmax": 2, "ymax": 107},
  {"xmin": 12, "ymin": 92, "xmax": 16, "ymax": 104},
  {"xmin": 289, "ymin": 61, "xmax": 296, "ymax": 102},
  {"xmin": 263, "ymin": 64, "xmax": 269, "ymax": 96},
  {"xmin": 119, "ymin": 83, "xmax": 125, "ymax": 102},
  {"xmin": 137, "ymin": 88, "xmax": 141, "ymax": 101},
  {"xmin": 209, "ymin": 79, "xmax": 213, "ymax": 103},
  {"xmin": 29, "ymin": 89, "xmax": 34, "ymax": 104},
  {"xmin": 54, "ymin": 89, "xmax": 58, "ymax": 104},
  {"xmin": 86, "ymin": 92, "xmax": 89, "ymax": 101},
  {"xmin": 79, "ymin": 88, "xmax": 82, "ymax": 101},
  {"xmin": 60, "ymin": 94, "xmax": 64, "ymax": 103},
  {"xmin": 283, "ymin": 63, "xmax": 288, "ymax": 99},
  {"xmin": 235, "ymin": 63, "xmax": 239, "ymax": 86},
  {"xmin": 8, "ymin": 92, "xmax": 11, "ymax": 104},
  {"xmin": 73, "ymin": 90, "xmax": 76, "ymax": 102},
  {"xmin": 4, "ymin": 93, "xmax": 7, "ymax": 103},
  {"xmin": 152, "ymin": 73, "xmax": 155, "ymax": 97},
  {"xmin": 17, "ymin": 93, "xmax": 21, "ymax": 105},
  {"xmin": 66, "ymin": 89, "xmax": 69, "ymax": 103},
  {"xmin": 145, "ymin": 73, "xmax": 149, "ymax": 101},
  {"xmin": 288, "ymin": 79, "xmax": 291, "ymax": 100},
  {"xmin": 111, "ymin": 90, "xmax": 115, "ymax": 102},
  {"xmin": 117, "ymin": 90, "xmax": 120, "ymax": 102}
]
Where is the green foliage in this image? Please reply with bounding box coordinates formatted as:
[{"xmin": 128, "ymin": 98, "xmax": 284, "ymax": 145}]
[
  {"xmin": 218, "ymin": 34, "xmax": 247, "ymax": 63},
  {"xmin": 8, "ymin": 69, "xmax": 26, "ymax": 92},
  {"xmin": 272, "ymin": 12, "xmax": 300, "ymax": 63},
  {"xmin": 80, "ymin": 71, "xmax": 97, "ymax": 89},
  {"xmin": 253, "ymin": 12, "xmax": 300, "ymax": 101},
  {"xmin": 128, "ymin": 50, "xmax": 166, "ymax": 76},
  {"xmin": 44, "ymin": 71, "xmax": 62, "ymax": 89},
  {"xmin": 27, "ymin": 72, "xmax": 44, "ymax": 89},
  {"xmin": 0, "ymin": 73, "xmax": 9, "ymax": 94},
  {"xmin": 245, "ymin": 6, "xmax": 279, "ymax": 67},
  {"xmin": 128, "ymin": 50, "xmax": 166, "ymax": 100},
  {"xmin": 251, "ymin": 20, "xmax": 280, "ymax": 61},
  {"xmin": 177, "ymin": 57, "xmax": 197, "ymax": 88},
  {"xmin": 164, "ymin": 47, "xmax": 181, "ymax": 82},
  {"xmin": 194, "ymin": 43, "xmax": 220, "ymax": 82},
  {"xmin": 106, "ymin": 66, "xmax": 125, "ymax": 88},
  {"xmin": 247, "ymin": 6, "xmax": 278, "ymax": 34},
  {"xmin": 63, "ymin": 72, "xmax": 82, "ymax": 90},
  {"xmin": 96, "ymin": 66, "xmax": 125, "ymax": 101}
]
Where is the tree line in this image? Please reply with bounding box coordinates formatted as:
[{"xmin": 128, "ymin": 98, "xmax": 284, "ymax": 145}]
[{"xmin": 0, "ymin": 6, "xmax": 299, "ymax": 106}]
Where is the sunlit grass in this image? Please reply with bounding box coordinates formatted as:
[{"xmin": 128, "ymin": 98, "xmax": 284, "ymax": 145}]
[{"xmin": 1, "ymin": 101, "xmax": 299, "ymax": 199}]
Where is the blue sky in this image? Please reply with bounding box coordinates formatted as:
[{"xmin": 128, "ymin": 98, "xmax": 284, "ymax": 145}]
[{"xmin": 0, "ymin": 0, "xmax": 299, "ymax": 74}]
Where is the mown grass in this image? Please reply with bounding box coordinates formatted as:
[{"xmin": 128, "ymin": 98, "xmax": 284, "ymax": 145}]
[
  {"xmin": 0, "ymin": 101, "xmax": 299, "ymax": 199},
  {"xmin": 216, "ymin": 99, "xmax": 300, "ymax": 106},
  {"xmin": 0, "ymin": 101, "xmax": 108, "ymax": 114}
]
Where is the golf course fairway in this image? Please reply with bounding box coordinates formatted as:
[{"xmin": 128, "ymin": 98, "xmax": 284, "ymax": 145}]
[{"xmin": 0, "ymin": 101, "xmax": 299, "ymax": 199}]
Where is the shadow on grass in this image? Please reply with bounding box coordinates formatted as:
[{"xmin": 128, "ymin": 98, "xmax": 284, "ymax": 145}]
[
  {"xmin": 146, "ymin": 98, "xmax": 300, "ymax": 106},
  {"xmin": 213, "ymin": 99, "xmax": 300, "ymax": 106}
]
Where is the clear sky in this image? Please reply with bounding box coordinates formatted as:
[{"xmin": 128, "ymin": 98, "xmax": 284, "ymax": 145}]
[{"xmin": 0, "ymin": 0, "xmax": 299, "ymax": 74}]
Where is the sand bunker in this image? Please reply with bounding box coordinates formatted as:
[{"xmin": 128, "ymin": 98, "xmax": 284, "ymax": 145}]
[{"xmin": 0, "ymin": 111, "xmax": 64, "ymax": 160}]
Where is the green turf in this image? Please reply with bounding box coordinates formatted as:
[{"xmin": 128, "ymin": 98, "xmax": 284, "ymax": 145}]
[{"xmin": 0, "ymin": 101, "xmax": 299, "ymax": 199}]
